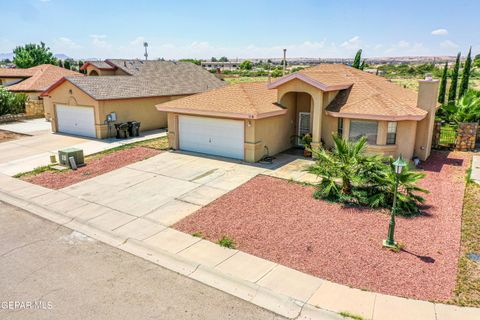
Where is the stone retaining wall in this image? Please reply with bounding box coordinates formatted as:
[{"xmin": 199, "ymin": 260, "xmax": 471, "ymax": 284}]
[
  {"xmin": 455, "ymin": 122, "xmax": 478, "ymax": 151},
  {"xmin": 0, "ymin": 113, "xmax": 27, "ymax": 123},
  {"xmin": 25, "ymin": 99, "xmax": 45, "ymax": 118}
]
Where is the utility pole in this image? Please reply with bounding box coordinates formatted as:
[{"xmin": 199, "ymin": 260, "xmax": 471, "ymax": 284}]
[
  {"xmin": 283, "ymin": 48, "xmax": 287, "ymax": 76},
  {"xmin": 144, "ymin": 42, "xmax": 149, "ymax": 61}
]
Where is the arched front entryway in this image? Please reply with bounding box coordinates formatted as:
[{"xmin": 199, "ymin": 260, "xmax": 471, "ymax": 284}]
[
  {"xmin": 88, "ymin": 70, "xmax": 99, "ymax": 76},
  {"xmin": 280, "ymin": 91, "xmax": 314, "ymax": 148}
]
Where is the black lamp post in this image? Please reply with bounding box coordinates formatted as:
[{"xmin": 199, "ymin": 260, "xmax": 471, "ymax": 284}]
[{"xmin": 383, "ymin": 155, "xmax": 407, "ymax": 249}]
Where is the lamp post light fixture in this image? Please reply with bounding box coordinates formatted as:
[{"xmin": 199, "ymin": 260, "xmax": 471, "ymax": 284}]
[{"xmin": 383, "ymin": 155, "xmax": 407, "ymax": 249}]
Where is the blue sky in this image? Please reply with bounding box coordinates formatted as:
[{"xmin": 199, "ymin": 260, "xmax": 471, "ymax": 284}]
[{"xmin": 2, "ymin": 0, "xmax": 478, "ymax": 59}]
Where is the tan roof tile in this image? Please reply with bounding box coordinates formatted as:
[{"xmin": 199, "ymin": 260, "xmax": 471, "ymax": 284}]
[{"xmin": 157, "ymin": 81, "xmax": 285, "ymax": 119}]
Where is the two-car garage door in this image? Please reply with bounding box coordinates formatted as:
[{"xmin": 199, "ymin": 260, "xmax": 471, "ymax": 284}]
[
  {"xmin": 178, "ymin": 115, "xmax": 244, "ymax": 160},
  {"xmin": 56, "ymin": 105, "xmax": 96, "ymax": 138}
]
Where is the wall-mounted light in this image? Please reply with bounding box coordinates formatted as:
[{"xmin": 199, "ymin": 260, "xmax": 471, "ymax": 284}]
[
  {"xmin": 247, "ymin": 120, "xmax": 252, "ymax": 127},
  {"xmin": 68, "ymin": 89, "xmax": 73, "ymax": 94}
]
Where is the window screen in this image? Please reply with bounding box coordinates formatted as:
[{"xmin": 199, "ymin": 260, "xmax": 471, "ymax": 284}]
[
  {"xmin": 349, "ymin": 120, "xmax": 378, "ymax": 144},
  {"xmin": 387, "ymin": 122, "xmax": 397, "ymax": 145}
]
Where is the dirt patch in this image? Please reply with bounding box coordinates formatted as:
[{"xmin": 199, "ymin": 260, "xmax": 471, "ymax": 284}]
[
  {"xmin": 0, "ymin": 129, "xmax": 29, "ymax": 143},
  {"xmin": 22, "ymin": 147, "xmax": 161, "ymax": 189},
  {"xmin": 174, "ymin": 151, "xmax": 470, "ymax": 302}
]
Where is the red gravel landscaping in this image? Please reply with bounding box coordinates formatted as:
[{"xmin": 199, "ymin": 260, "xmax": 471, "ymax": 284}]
[
  {"xmin": 174, "ymin": 151, "xmax": 471, "ymax": 301},
  {"xmin": 22, "ymin": 147, "xmax": 161, "ymax": 189}
]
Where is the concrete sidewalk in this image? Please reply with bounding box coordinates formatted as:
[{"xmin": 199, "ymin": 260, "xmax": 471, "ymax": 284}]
[{"xmin": 1, "ymin": 173, "xmax": 479, "ymax": 320}]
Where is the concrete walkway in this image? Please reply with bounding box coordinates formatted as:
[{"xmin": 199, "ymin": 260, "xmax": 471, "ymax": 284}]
[
  {"xmin": 470, "ymin": 155, "xmax": 480, "ymax": 184},
  {"xmin": 0, "ymin": 153, "xmax": 479, "ymax": 319}
]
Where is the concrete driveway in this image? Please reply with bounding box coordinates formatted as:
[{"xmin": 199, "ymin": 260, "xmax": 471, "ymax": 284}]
[
  {"xmin": 61, "ymin": 152, "xmax": 270, "ymax": 225},
  {"xmin": 0, "ymin": 119, "xmax": 167, "ymax": 176}
]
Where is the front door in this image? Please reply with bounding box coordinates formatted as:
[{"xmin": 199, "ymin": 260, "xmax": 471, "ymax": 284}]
[{"xmin": 297, "ymin": 112, "xmax": 311, "ymax": 146}]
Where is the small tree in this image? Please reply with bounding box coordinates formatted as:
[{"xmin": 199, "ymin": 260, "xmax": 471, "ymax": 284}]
[
  {"xmin": 459, "ymin": 47, "xmax": 472, "ymax": 98},
  {"xmin": 210, "ymin": 57, "xmax": 218, "ymax": 62},
  {"xmin": 63, "ymin": 59, "xmax": 71, "ymax": 70},
  {"xmin": 438, "ymin": 62, "xmax": 448, "ymax": 104},
  {"xmin": 448, "ymin": 52, "xmax": 461, "ymax": 104},
  {"xmin": 218, "ymin": 56, "xmax": 228, "ymax": 62},
  {"xmin": 474, "ymin": 54, "xmax": 480, "ymax": 68},
  {"xmin": 352, "ymin": 49, "xmax": 362, "ymax": 69},
  {"xmin": 13, "ymin": 42, "xmax": 56, "ymax": 68},
  {"xmin": 239, "ymin": 60, "xmax": 253, "ymax": 70}
]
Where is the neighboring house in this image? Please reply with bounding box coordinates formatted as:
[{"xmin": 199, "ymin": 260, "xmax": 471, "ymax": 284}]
[
  {"xmin": 157, "ymin": 64, "xmax": 439, "ymax": 162},
  {"xmin": 0, "ymin": 64, "xmax": 82, "ymax": 118},
  {"xmin": 201, "ymin": 61, "xmax": 240, "ymax": 71},
  {"xmin": 41, "ymin": 59, "xmax": 225, "ymax": 139}
]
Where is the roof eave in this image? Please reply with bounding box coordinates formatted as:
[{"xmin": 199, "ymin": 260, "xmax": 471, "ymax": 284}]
[
  {"xmin": 267, "ymin": 73, "xmax": 352, "ymax": 92},
  {"xmin": 156, "ymin": 105, "xmax": 287, "ymax": 120},
  {"xmin": 325, "ymin": 110, "xmax": 426, "ymax": 121}
]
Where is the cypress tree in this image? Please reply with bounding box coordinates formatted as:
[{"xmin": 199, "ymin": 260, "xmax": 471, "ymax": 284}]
[
  {"xmin": 448, "ymin": 52, "xmax": 461, "ymax": 104},
  {"xmin": 438, "ymin": 62, "xmax": 448, "ymax": 104},
  {"xmin": 459, "ymin": 46, "xmax": 472, "ymax": 98},
  {"xmin": 352, "ymin": 49, "xmax": 362, "ymax": 69},
  {"xmin": 360, "ymin": 60, "xmax": 366, "ymax": 70}
]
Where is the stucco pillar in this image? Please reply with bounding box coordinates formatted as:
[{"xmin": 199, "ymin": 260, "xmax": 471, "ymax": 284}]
[
  {"xmin": 310, "ymin": 94, "xmax": 324, "ymax": 150},
  {"xmin": 167, "ymin": 113, "xmax": 178, "ymax": 149},
  {"xmin": 414, "ymin": 78, "xmax": 440, "ymax": 160},
  {"xmin": 377, "ymin": 121, "xmax": 388, "ymax": 145}
]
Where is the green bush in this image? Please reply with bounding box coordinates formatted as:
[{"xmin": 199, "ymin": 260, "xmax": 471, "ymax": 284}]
[
  {"xmin": 308, "ymin": 135, "xmax": 427, "ymax": 216},
  {"xmin": 0, "ymin": 87, "xmax": 28, "ymax": 116},
  {"xmin": 217, "ymin": 235, "xmax": 236, "ymax": 249}
]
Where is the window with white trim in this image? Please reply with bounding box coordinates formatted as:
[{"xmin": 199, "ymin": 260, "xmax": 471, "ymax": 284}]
[
  {"xmin": 387, "ymin": 122, "xmax": 397, "ymax": 145},
  {"xmin": 349, "ymin": 120, "xmax": 378, "ymax": 144}
]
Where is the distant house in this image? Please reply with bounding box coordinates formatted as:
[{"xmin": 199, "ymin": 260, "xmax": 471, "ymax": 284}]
[
  {"xmin": 201, "ymin": 61, "xmax": 240, "ymax": 71},
  {"xmin": 157, "ymin": 64, "xmax": 439, "ymax": 162},
  {"xmin": 41, "ymin": 59, "xmax": 225, "ymax": 138},
  {"xmin": 0, "ymin": 64, "xmax": 82, "ymax": 118}
]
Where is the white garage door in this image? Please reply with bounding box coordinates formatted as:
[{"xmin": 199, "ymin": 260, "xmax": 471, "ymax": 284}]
[
  {"xmin": 178, "ymin": 115, "xmax": 244, "ymax": 160},
  {"xmin": 56, "ymin": 105, "xmax": 96, "ymax": 138}
]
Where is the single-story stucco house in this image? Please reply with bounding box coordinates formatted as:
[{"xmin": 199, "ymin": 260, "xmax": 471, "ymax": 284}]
[
  {"xmin": 0, "ymin": 64, "xmax": 82, "ymax": 118},
  {"xmin": 156, "ymin": 64, "xmax": 439, "ymax": 162},
  {"xmin": 41, "ymin": 59, "xmax": 225, "ymax": 138}
]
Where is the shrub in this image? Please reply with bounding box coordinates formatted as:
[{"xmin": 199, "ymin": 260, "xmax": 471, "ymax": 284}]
[
  {"xmin": 217, "ymin": 235, "xmax": 236, "ymax": 249},
  {"xmin": 0, "ymin": 87, "xmax": 28, "ymax": 116},
  {"xmin": 308, "ymin": 134, "xmax": 428, "ymax": 216}
]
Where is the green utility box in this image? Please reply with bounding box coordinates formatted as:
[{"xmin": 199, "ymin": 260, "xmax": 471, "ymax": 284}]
[{"xmin": 58, "ymin": 148, "xmax": 84, "ymax": 168}]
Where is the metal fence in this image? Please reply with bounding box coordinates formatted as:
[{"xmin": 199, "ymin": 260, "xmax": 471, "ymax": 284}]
[{"xmin": 435, "ymin": 125, "xmax": 457, "ymax": 149}]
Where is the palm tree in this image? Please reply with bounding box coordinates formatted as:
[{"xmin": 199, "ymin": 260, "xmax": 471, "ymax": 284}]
[
  {"xmin": 307, "ymin": 135, "xmax": 383, "ymax": 197},
  {"xmin": 307, "ymin": 134, "xmax": 428, "ymax": 215}
]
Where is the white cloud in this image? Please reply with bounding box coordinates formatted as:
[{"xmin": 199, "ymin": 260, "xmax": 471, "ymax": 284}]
[
  {"xmin": 440, "ymin": 39, "xmax": 459, "ymax": 49},
  {"xmin": 54, "ymin": 37, "xmax": 81, "ymax": 49},
  {"xmin": 340, "ymin": 36, "xmax": 361, "ymax": 50},
  {"xmin": 130, "ymin": 36, "xmax": 146, "ymax": 46},
  {"xmin": 90, "ymin": 34, "xmax": 110, "ymax": 48},
  {"xmin": 431, "ymin": 28, "xmax": 448, "ymax": 36}
]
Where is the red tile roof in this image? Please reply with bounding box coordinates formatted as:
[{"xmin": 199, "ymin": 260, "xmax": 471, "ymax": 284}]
[{"xmin": 4, "ymin": 64, "xmax": 83, "ymax": 92}]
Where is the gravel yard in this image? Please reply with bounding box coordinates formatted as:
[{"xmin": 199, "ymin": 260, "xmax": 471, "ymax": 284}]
[
  {"xmin": 21, "ymin": 146, "xmax": 161, "ymax": 189},
  {"xmin": 174, "ymin": 151, "xmax": 471, "ymax": 302}
]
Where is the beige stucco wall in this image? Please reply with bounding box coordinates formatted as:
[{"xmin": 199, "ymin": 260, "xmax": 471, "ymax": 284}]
[
  {"xmin": 97, "ymin": 95, "xmax": 187, "ymax": 138},
  {"xmin": 43, "ymin": 81, "xmax": 100, "ymax": 135},
  {"xmin": 45, "ymin": 79, "xmax": 187, "ymax": 138}
]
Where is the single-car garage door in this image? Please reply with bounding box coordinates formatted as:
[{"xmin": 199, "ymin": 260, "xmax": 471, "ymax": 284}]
[
  {"xmin": 56, "ymin": 104, "xmax": 96, "ymax": 138},
  {"xmin": 178, "ymin": 115, "xmax": 244, "ymax": 160}
]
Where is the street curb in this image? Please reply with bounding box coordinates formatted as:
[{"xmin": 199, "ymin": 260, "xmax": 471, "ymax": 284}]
[{"xmin": 0, "ymin": 188, "xmax": 339, "ymax": 319}]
